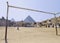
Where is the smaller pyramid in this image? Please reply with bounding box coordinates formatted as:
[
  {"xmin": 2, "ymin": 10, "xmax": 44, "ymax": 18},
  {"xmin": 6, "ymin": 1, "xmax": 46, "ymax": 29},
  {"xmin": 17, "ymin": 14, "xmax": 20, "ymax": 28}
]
[{"xmin": 24, "ymin": 15, "xmax": 35, "ymax": 23}]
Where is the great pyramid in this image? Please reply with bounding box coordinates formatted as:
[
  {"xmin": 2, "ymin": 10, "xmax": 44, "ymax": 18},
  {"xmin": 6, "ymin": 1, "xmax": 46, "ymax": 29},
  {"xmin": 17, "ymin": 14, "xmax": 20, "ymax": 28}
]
[{"xmin": 24, "ymin": 15, "xmax": 35, "ymax": 23}]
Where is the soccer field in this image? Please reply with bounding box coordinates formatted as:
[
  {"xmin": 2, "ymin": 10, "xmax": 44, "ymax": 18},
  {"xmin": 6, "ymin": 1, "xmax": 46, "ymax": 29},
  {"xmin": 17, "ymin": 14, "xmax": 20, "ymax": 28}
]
[{"xmin": 0, "ymin": 27, "xmax": 60, "ymax": 43}]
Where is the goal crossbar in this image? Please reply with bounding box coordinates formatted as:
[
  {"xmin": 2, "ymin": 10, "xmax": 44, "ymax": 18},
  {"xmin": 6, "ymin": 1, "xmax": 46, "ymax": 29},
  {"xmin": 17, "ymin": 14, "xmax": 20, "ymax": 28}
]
[{"xmin": 9, "ymin": 5, "xmax": 55, "ymax": 14}]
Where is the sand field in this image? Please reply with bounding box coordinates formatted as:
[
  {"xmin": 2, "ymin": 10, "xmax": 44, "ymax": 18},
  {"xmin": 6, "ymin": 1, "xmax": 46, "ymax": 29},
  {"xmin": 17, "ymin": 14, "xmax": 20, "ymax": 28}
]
[{"xmin": 0, "ymin": 27, "xmax": 60, "ymax": 43}]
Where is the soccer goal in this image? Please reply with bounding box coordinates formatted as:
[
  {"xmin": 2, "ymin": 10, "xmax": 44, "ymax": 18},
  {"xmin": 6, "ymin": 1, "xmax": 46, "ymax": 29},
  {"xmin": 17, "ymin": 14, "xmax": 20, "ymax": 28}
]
[{"xmin": 5, "ymin": 1, "xmax": 60, "ymax": 43}]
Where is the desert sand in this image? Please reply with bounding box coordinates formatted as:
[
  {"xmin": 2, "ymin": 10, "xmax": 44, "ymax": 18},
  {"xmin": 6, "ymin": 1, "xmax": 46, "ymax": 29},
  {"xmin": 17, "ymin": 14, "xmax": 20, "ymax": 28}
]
[{"xmin": 0, "ymin": 27, "xmax": 60, "ymax": 43}]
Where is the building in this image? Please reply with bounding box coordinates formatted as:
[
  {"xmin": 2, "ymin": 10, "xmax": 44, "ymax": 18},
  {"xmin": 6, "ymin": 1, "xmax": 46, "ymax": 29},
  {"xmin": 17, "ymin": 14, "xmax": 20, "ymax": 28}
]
[
  {"xmin": 15, "ymin": 16, "xmax": 37, "ymax": 27},
  {"xmin": 39, "ymin": 16, "xmax": 60, "ymax": 28},
  {"xmin": 0, "ymin": 17, "xmax": 15, "ymax": 26},
  {"xmin": 24, "ymin": 16, "xmax": 36, "ymax": 27}
]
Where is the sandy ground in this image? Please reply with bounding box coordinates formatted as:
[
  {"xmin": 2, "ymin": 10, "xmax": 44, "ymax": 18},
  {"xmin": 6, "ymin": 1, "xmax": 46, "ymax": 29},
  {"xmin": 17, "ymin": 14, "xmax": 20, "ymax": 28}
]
[{"xmin": 0, "ymin": 27, "xmax": 60, "ymax": 43}]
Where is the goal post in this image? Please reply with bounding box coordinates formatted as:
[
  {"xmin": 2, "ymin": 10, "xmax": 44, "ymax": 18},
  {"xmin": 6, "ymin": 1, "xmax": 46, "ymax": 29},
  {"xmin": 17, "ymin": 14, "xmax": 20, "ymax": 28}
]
[{"xmin": 5, "ymin": 1, "xmax": 59, "ymax": 43}]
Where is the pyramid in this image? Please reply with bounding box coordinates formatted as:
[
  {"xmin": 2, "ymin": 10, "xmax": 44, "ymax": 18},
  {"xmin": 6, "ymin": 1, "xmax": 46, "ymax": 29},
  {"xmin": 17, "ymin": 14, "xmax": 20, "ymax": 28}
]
[{"xmin": 24, "ymin": 16, "xmax": 35, "ymax": 23}]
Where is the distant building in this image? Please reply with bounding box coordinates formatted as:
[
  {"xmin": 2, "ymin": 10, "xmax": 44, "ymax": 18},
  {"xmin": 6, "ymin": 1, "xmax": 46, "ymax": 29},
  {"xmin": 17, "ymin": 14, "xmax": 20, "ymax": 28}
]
[
  {"xmin": 1, "ymin": 16, "xmax": 60, "ymax": 28},
  {"xmin": 39, "ymin": 16, "xmax": 60, "ymax": 28},
  {"xmin": 0, "ymin": 17, "xmax": 15, "ymax": 26},
  {"xmin": 15, "ymin": 16, "xmax": 37, "ymax": 27},
  {"xmin": 23, "ymin": 16, "xmax": 36, "ymax": 27},
  {"xmin": 0, "ymin": 17, "xmax": 6, "ymax": 26}
]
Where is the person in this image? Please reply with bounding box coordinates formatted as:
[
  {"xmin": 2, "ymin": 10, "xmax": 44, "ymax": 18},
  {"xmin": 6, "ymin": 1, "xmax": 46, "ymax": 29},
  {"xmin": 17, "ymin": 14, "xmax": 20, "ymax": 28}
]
[{"xmin": 17, "ymin": 26, "xmax": 19, "ymax": 30}]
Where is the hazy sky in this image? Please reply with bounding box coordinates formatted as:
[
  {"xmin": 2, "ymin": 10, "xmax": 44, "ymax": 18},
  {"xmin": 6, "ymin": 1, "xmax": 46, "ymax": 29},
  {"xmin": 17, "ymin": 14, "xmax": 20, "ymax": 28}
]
[{"xmin": 0, "ymin": 0, "xmax": 60, "ymax": 22}]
